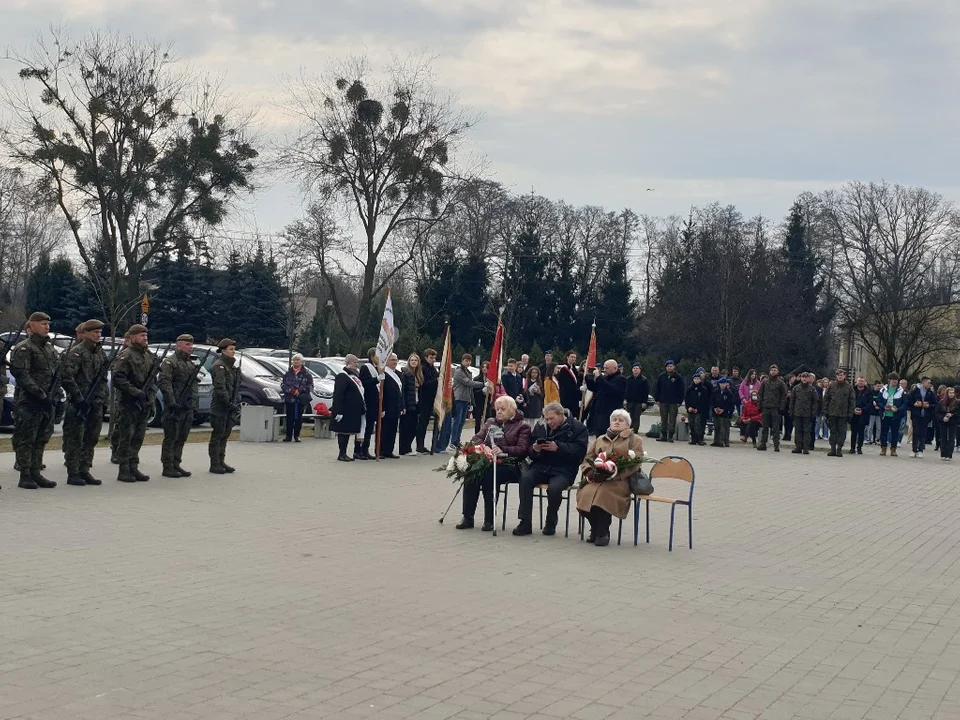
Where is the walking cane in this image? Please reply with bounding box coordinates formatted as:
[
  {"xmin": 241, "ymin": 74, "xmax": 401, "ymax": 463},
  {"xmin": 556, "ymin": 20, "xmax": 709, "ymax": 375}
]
[
  {"xmin": 488, "ymin": 425, "xmax": 505, "ymax": 537},
  {"xmin": 438, "ymin": 480, "xmax": 463, "ymax": 524}
]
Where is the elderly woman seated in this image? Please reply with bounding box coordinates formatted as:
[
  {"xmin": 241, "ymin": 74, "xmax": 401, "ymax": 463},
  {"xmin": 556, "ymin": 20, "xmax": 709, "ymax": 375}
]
[
  {"xmin": 456, "ymin": 396, "xmax": 532, "ymax": 532},
  {"xmin": 577, "ymin": 408, "xmax": 645, "ymax": 546}
]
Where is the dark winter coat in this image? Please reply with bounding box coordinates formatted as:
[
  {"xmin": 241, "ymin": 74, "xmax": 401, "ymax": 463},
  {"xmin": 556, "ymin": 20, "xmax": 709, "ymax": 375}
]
[
  {"xmin": 501, "ymin": 371, "xmax": 524, "ymax": 401},
  {"xmin": 209, "ymin": 354, "xmax": 239, "ymax": 416},
  {"xmin": 625, "ymin": 373, "xmax": 650, "ymax": 404},
  {"xmin": 654, "ymin": 371, "xmax": 685, "ymax": 405},
  {"xmin": 158, "ymin": 349, "xmax": 199, "ymax": 414},
  {"xmin": 331, "ymin": 368, "xmax": 366, "ymax": 435},
  {"xmin": 684, "ymin": 381, "xmax": 712, "ymax": 415},
  {"xmin": 401, "ymin": 368, "xmax": 419, "ymax": 414},
  {"xmin": 381, "ymin": 368, "xmax": 404, "ymax": 420},
  {"xmin": 908, "ymin": 385, "xmax": 937, "ymax": 420},
  {"xmin": 854, "ymin": 386, "xmax": 874, "ymax": 420},
  {"xmin": 555, "ymin": 364, "xmax": 583, "ymax": 414},
  {"xmin": 529, "ymin": 417, "xmax": 589, "ymax": 480},
  {"xmin": 585, "ymin": 371, "xmax": 628, "ymax": 435},
  {"xmin": 711, "ymin": 387, "xmax": 737, "ymax": 418},
  {"xmin": 823, "ymin": 380, "xmax": 856, "ymax": 418},
  {"xmin": 419, "ymin": 360, "xmax": 439, "ymax": 413},
  {"xmin": 471, "ymin": 411, "xmax": 532, "ymax": 459},
  {"xmin": 935, "ymin": 397, "xmax": 960, "ymax": 427},
  {"xmin": 281, "ymin": 366, "xmax": 314, "ymax": 406},
  {"xmin": 757, "ymin": 377, "xmax": 788, "ymax": 413},
  {"xmin": 789, "ymin": 383, "xmax": 820, "ymax": 418}
]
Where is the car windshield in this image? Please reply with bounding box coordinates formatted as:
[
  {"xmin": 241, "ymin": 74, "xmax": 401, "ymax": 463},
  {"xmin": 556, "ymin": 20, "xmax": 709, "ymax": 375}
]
[
  {"xmin": 237, "ymin": 353, "xmax": 284, "ymax": 379},
  {"xmin": 302, "ymin": 360, "xmax": 332, "ymax": 378}
]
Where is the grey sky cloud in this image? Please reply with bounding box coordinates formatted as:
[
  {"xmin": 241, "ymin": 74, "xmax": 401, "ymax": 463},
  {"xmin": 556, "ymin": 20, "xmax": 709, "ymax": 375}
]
[{"xmin": 2, "ymin": 0, "xmax": 958, "ymax": 231}]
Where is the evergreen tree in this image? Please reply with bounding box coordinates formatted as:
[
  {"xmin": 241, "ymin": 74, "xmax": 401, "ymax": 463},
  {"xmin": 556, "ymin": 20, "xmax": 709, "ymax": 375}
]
[
  {"xmin": 596, "ymin": 258, "xmax": 639, "ymax": 356},
  {"xmin": 147, "ymin": 256, "xmax": 214, "ymax": 343},
  {"xmin": 25, "ymin": 253, "xmax": 88, "ymax": 334}
]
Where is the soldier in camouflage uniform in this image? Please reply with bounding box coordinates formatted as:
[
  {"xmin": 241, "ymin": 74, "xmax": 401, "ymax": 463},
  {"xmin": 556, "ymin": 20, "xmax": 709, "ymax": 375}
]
[
  {"xmin": 61, "ymin": 319, "xmax": 109, "ymax": 486},
  {"xmin": 158, "ymin": 333, "xmax": 202, "ymax": 478},
  {"xmin": 110, "ymin": 336, "xmax": 132, "ymax": 464},
  {"xmin": 9, "ymin": 312, "xmax": 60, "ymax": 489},
  {"xmin": 111, "ymin": 324, "xmax": 158, "ymax": 483},
  {"xmin": 209, "ymin": 338, "xmax": 240, "ymax": 474}
]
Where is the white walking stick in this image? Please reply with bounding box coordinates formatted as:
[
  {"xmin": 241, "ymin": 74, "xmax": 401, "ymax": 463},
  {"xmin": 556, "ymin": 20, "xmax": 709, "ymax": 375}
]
[{"xmin": 488, "ymin": 425, "xmax": 505, "ymax": 537}]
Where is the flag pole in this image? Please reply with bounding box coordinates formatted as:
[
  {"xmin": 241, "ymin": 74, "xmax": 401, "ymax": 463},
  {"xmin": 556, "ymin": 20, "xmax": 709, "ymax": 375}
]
[
  {"xmin": 580, "ymin": 319, "xmax": 596, "ymax": 421},
  {"xmin": 374, "ymin": 288, "xmax": 395, "ymax": 462},
  {"xmin": 481, "ymin": 307, "xmax": 505, "ymax": 426},
  {"xmin": 431, "ymin": 318, "xmax": 451, "ymax": 455}
]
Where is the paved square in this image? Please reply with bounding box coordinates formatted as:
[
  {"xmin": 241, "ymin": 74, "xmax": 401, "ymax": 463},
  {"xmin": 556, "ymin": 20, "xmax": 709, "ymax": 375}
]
[{"xmin": 2, "ymin": 429, "xmax": 960, "ymax": 720}]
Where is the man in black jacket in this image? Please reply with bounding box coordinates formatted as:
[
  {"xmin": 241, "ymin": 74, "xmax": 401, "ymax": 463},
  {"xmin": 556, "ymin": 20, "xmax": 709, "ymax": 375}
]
[
  {"xmin": 584, "ymin": 360, "xmax": 628, "ymax": 436},
  {"xmin": 514, "ymin": 403, "xmax": 589, "ymax": 537},
  {"xmin": 555, "ymin": 351, "xmax": 582, "ymax": 418},
  {"xmin": 654, "ymin": 360, "xmax": 685, "ymax": 442},
  {"xmin": 500, "ymin": 358, "xmax": 524, "ymax": 406},
  {"xmin": 851, "ymin": 376, "xmax": 873, "ymax": 455},
  {"xmin": 625, "ymin": 363, "xmax": 650, "ymax": 432},
  {"xmin": 684, "ymin": 374, "xmax": 711, "ymax": 446},
  {"xmin": 908, "ymin": 377, "xmax": 937, "ymax": 457},
  {"xmin": 415, "ymin": 348, "xmax": 439, "ymax": 453}
]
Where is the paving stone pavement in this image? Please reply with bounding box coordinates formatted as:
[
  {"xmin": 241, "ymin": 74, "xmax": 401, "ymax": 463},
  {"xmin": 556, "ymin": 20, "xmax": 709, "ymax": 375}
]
[{"xmin": 2, "ymin": 429, "xmax": 960, "ymax": 720}]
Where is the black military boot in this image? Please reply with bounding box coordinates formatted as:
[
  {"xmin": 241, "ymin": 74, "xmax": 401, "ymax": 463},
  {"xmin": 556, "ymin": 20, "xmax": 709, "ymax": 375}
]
[
  {"xmin": 162, "ymin": 465, "xmax": 182, "ymax": 478},
  {"xmin": 18, "ymin": 472, "xmax": 38, "ymax": 490},
  {"xmin": 31, "ymin": 469, "xmax": 56, "ymax": 489},
  {"xmin": 67, "ymin": 472, "xmax": 86, "ymax": 486},
  {"xmin": 110, "ymin": 450, "xmax": 120, "ymax": 464},
  {"xmin": 209, "ymin": 463, "xmax": 227, "ymax": 474},
  {"xmin": 174, "ymin": 465, "xmax": 192, "ymax": 477},
  {"xmin": 131, "ymin": 464, "xmax": 150, "ymax": 482},
  {"xmin": 220, "ymin": 455, "xmax": 235, "ymax": 473},
  {"xmin": 79, "ymin": 470, "xmax": 102, "ymax": 486},
  {"xmin": 117, "ymin": 463, "xmax": 136, "ymax": 483}
]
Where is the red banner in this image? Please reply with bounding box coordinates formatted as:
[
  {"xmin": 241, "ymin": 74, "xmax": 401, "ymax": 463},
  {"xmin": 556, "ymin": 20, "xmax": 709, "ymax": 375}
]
[
  {"xmin": 586, "ymin": 324, "xmax": 597, "ymax": 369},
  {"xmin": 487, "ymin": 322, "xmax": 504, "ymax": 384}
]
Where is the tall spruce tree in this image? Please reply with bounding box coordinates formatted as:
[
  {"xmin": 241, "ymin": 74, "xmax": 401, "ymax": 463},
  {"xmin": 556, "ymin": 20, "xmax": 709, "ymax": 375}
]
[{"xmin": 25, "ymin": 253, "xmax": 88, "ymax": 334}]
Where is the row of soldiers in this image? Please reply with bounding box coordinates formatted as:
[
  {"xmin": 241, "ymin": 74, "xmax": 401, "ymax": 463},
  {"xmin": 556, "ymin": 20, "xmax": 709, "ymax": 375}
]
[{"xmin": 1, "ymin": 312, "xmax": 242, "ymax": 490}]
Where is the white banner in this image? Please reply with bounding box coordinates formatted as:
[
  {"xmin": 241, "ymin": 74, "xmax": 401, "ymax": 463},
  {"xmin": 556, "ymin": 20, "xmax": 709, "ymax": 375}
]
[{"xmin": 375, "ymin": 290, "xmax": 396, "ymax": 367}]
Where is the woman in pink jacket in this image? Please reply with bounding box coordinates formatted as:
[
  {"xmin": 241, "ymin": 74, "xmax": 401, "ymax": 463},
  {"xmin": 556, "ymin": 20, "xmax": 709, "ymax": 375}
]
[{"xmin": 738, "ymin": 369, "xmax": 760, "ymax": 442}]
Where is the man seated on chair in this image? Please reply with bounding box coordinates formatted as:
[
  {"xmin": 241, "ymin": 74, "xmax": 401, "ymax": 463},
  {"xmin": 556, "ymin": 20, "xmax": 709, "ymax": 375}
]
[{"xmin": 513, "ymin": 402, "xmax": 589, "ymax": 537}]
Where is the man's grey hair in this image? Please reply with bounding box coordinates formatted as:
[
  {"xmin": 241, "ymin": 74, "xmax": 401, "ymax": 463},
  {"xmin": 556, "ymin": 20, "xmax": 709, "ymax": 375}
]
[
  {"xmin": 345, "ymin": 354, "xmax": 359, "ymax": 364},
  {"xmin": 543, "ymin": 402, "xmax": 565, "ymax": 417},
  {"xmin": 610, "ymin": 408, "xmax": 631, "ymax": 425}
]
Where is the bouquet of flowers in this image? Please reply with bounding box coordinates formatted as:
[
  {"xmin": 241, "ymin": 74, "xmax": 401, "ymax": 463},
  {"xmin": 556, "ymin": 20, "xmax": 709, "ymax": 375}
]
[
  {"xmin": 436, "ymin": 441, "xmax": 518, "ymax": 486},
  {"xmin": 583, "ymin": 449, "xmax": 659, "ymax": 486}
]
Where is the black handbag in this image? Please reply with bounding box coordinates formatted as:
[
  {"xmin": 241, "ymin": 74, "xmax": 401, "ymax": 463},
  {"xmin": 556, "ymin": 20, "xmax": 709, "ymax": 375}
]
[{"xmin": 629, "ymin": 470, "xmax": 654, "ymax": 496}]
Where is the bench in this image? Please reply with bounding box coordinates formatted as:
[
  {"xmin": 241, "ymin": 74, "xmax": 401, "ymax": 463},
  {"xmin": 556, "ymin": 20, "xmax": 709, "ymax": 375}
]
[{"xmin": 273, "ymin": 412, "xmax": 331, "ymax": 439}]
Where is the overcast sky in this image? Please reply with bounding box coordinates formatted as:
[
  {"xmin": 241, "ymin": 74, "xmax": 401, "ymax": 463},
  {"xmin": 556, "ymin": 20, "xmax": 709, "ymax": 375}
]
[{"xmin": 3, "ymin": 0, "xmax": 959, "ymax": 234}]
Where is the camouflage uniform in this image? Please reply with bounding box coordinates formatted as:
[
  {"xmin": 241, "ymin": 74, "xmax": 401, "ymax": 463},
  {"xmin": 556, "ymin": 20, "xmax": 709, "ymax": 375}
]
[
  {"xmin": 10, "ymin": 332, "xmax": 59, "ymax": 487},
  {"xmin": 208, "ymin": 344, "xmax": 240, "ymax": 473},
  {"xmin": 111, "ymin": 336, "xmax": 158, "ymax": 482},
  {"xmin": 61, "ymin": 329, "xmax": 109, "ymax": 485},
  {"xmin": 158, "ymin": 344, "xmax": 199, "ymax": 477}
]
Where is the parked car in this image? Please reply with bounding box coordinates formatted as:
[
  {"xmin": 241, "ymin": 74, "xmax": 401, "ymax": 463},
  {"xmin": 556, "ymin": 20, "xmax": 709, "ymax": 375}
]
[
  {"xmin": 253, "ymin": 355, "xmax": 334, "ymax": 404},
  {"xmin": 194, "ymin": 348, "xmax": 285, "ymax": 411},
  {"xmin": 300, "ymin": 357, "xmax": 341, "ymax": 379}
]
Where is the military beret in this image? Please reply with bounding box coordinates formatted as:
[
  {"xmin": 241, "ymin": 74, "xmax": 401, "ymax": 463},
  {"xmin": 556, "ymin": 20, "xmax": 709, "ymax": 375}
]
[
  {"xmin": 176, "ymin": 333, "xmax": 194, "ymax": 343},
  {"xmin": 217, "ymin": 338, "xmax": 237, "ymax": 351},
  {"xmin": 125, "ymin": 324, "xmax": 148, "ymax": 337},
  {"xmin": 28, "ymin": 312, "xmax": 51, "ymax": 322},
  {"xmin": 75, "ymin": 323, "xmax": 85, "ymax": 333},
  {"xmin": 81, "ymin": 319, "xmax": 104, "ymax": 332}
]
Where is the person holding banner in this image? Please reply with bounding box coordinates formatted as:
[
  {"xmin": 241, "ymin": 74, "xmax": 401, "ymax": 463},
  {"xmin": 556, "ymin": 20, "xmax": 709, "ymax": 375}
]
[
  {"xmin": 555, "ymin": 351, "xmax": 582, "ymax": 418},
  {"xmin": 358, "ymin": 347, "xmax": 380, "ymax": 460},
  {"xmin": 451, "ymin": 354, "xmax": 487, "ymax": 451}
]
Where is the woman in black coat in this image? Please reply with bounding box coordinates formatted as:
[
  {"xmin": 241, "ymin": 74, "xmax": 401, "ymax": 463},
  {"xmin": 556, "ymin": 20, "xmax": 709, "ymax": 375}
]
[
  {"xmin": 379, "ymin": 354, "xmax": 404, "ymax": 459},
  {"xmin": 281, "ymin": 353, "xmax": 314, "ymax": 442},
  {"xmin": 584, "ymin": 360, "xmax": 628, "ymax": 436},
  {"xmin": 398, "ymin": 353, "xmax": 423, "ymax": 456},
  {"xmin": 331, "ymin": 354, "xmax": 367, "ymax": 461}
]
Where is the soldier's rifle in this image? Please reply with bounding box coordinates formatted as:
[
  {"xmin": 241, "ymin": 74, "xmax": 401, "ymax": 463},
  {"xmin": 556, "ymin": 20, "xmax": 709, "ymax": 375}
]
[
  {"xmin": 46, "ymin": 337, "xmax": 78, "ymax": 408},
  {"xmin": 135, "ymin": 342, "xmax": 173, "ymax": 412},
  {"xmin": 174, "ymin": 348, "xmax": 214, "ymax": 412},
  {"xmin": 76, "ymin": 343, "xmax": 123, "ymax": 420}
]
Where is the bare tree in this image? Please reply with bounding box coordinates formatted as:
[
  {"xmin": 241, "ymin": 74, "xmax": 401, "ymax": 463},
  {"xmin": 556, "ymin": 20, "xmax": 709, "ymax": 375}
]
[
  {"xmin": 821, "ymin": 181, "xmax": 960, "ymax": 378},
  {"xmin": 280, "ymin": 55, "xmax": 477, "ymax": 346},
  {"xmin": 1, "ymin": 29, "xmax": 258, "ymax": 332},
  {"xmin": 0, "ymin": 165, "xmax": 66, "ymax": 314}
]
